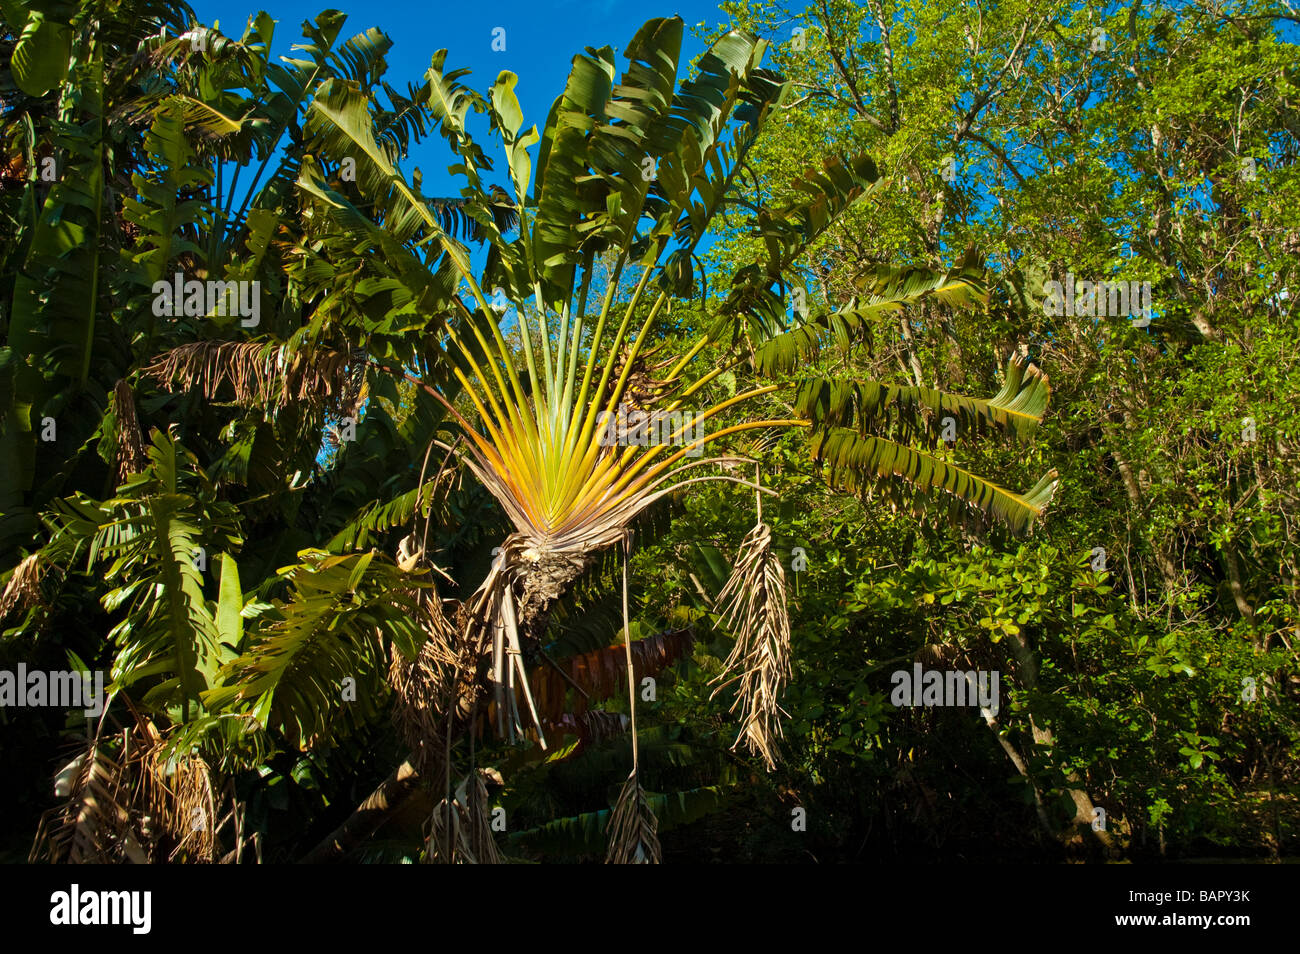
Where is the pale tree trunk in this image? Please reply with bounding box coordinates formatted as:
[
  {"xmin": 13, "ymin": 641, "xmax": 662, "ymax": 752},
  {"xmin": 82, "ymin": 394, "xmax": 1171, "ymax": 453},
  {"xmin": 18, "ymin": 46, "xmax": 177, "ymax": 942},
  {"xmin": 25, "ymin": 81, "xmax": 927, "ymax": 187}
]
[
  {"xmin": 977, "ymin": 707, "xmax": 1055, "ymax": 839},
  {"xmin": 1110, "ymin": 447, "xmax": 1182, "ymax": 595},
  {"xmin": 1003, "ymin": 630, "xmax": 1119, "ymax": 854},
  {"xmin": 1220, "ymin": 538, "xmax": 1261, "ymax": 651}
]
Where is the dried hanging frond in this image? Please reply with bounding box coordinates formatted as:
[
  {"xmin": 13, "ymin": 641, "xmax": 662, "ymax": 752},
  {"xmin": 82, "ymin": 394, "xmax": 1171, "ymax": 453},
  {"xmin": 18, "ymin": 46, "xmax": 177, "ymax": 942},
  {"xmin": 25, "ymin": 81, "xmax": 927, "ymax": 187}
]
[
  {"xmin": 141, "ymin": 745, "xmax": 218, "ymax": 863},
  {"xmin": 146, "ymin": 341, "xmax": 278, "ymax": 405},
  {"xmin": 0, "ymin": 553, "xmax": 47, "ymax": 621},
  {"xmin": 605, "ymin": 533, "xmax": 661, "ymax": 863},
  {"xmin": 424, "ymin": 795, "xmax": 469, "ymax": 864},
  {"xmin": 389, "ymin": 595, "xmax": 461, "ymax": 772},
  {"xmin": 145, "ymin": 341, "xmax": 357, "ymax": 412},
  {"xmin": 710, "ymin": 521, "xmax": 792, "ymax": 771},
  {"xmin": 111, "ymin": 379, "xmax": 148, "ymax": 482},
  {"xmin": 424, "ymin": 770, "xmax": 502, "ymax": 864},
  {"xmin": 462, "ymin": 770, "xmax": 503, "ymax": 864},
  {"xmin": 605, "ymin": 771, "xmax": 661, "ymax": 864},
  {"xmin": 33, "ymin": 733, "xmax": 145, "ymax": 864}
]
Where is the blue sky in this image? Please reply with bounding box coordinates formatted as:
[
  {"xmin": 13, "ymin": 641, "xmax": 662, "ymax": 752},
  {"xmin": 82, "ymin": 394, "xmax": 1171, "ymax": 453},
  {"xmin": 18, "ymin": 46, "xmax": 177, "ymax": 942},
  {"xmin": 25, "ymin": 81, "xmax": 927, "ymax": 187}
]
[{"xmin": 190, "ymin": 0, "xmax": 741, "ymax": 196}]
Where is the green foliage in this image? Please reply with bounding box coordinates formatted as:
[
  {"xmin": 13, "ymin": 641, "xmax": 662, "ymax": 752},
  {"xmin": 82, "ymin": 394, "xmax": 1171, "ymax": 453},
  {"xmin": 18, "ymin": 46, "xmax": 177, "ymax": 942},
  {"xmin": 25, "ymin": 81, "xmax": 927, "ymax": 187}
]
[
  {"xmin": 42, "ymin": 427, "xmax": 242, "ymax": 717},
  {"xmin": 204, "ymin": 549, "xmax": 427, "ymax": 750},
  {"xmin": 3, "ymin": 0, "xmax": 1297, "ymax": 865}
]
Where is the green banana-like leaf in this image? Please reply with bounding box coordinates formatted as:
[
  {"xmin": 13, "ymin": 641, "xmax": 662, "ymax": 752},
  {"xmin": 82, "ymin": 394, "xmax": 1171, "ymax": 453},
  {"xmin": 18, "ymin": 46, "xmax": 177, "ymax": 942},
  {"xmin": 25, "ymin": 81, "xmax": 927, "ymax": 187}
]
[
  {"xmin": 159, "ymin": 94, "xmax": 247, "ymax": 137},
  {"xmin": 421, "ymin": 48, "xmax": 491, "ymax": 172},
  {"xmin": 759, "ymin": 153, "xmax": 882, "ymax": 276},
  {"xmin": 11, "ymin": 52, "xmax": 106, "ymax": 388},
  {"xmin": 490, "ymin": 70, "xmax": 539, "ymax": 215},
  {"xmin": 294, "ymin": 157, "xmax": 463, "ymax": 344},
  {"xmin": 138, "ymin": 492, "xmax": 222, "ymax": 708},
  {"xmin": 121, "ymin": 99, "xmax": 211, "ymax": 284},
  {"xmin": 301, "ymin": 79, "xmax": 485, "ymax": 275},
  {"xmin": 646, "ymin": 33, "xmax": 785, "ymax": 295},
  {"xmin": 796, "ymin": 357, "xmax": 1051, "ymax": 444},
  {"xmin": 5, "ymin": 49, "xmax": 111, "ymax": 521},
  {"xmin": 808, "ymin": 427, "xmax": 1058, "ymax": 535},
  {"xmin": 530, "ymin": 41, "xmax": 617, "ymax": 297},
  {"xmin": 44, "ymin": 429, "xmax": 239, "ymax": 717},
  {"xmin": 580, "ymin": 17, "xmax": 683, "ymax": 246},
  {"xmin": 216, "ymin": 552, "xmax": 244, "ymax": 652},
  {"xmin": 10, "ymin": 11, "xmax": 73, "ymax": 97},
  {"xmin": 325, "ymin": 474, "xmax": 447, "ymax": 552},
  {"xmin": 203, "ymin": 550, "xmax": 427, "ymax": 749},
  {"xmin": 529, "ymin": 19, "xmax": 787, "ymax": 306},
  {"xmin": 753, "ymin": 257, "xmax": 988, "ymax": 374},
  {"xmin": 716, "ymin": 151, "xmax": 882, "ymax": 341}
]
